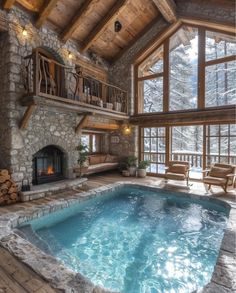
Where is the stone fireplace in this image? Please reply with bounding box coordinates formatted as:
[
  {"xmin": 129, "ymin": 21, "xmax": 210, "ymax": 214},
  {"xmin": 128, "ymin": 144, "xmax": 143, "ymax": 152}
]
[{"xmin": 32, "ymin": 145, "xmax": 65, "ymax": 185}]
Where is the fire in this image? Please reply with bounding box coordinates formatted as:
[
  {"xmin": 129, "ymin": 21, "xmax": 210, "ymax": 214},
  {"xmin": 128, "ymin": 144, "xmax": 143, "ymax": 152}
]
[{"xmin": 47, "ymin": 165, "xmax": 54, "ymax": 175}]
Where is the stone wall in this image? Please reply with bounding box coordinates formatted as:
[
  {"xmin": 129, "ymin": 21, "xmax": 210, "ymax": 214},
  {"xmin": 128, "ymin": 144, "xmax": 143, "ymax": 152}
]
[
  {"xmin": 0, "ymin": 31, "xmax": 12, "ymax": 170},
  {"xmin": 0, "ymin": 7, "xmax": 110, "ymax": 185}
]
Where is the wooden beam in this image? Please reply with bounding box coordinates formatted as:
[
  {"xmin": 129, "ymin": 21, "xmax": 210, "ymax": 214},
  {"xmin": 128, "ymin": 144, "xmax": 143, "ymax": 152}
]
[
  {"xmin": 84, "ymin": 121, "xmax": 120, "ymax": 131},
  {"xmin": 152, "ymin": 0, "xmax": 177, "ymax": 23},
  {"xmin": 130, "ymin": 106, "xmax": 236, "ymax": 127},
  {"xmin": 19, "ymin": 104, "xmax": 36, "ymax": 130},
  {"xmin": 2, "ymin": 0, "xmax": 16, "ymax": 10},
  {"xmin": 75, "ymin": 114, "xmax": 91, "ymax": 133},
  {"xmin": 81, "ymin": 0, "xmax": 128, "ymax": 53},
  {"xmin": 180, "ymin": 17, "xmax": 235, "ymax": 35},
  {"xmin": 35, "ymin": 0, "xmax": 59, "ymax": 28},
  {"xmin": 61, "ymin": 0, "xmax": 94, "ymax": 43}
]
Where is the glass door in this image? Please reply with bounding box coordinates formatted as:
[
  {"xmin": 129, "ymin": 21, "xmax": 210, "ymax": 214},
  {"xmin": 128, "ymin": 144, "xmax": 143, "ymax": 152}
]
[{"xmin": 140, "ymin": 127, "xmax": 166, "ymax": 175}]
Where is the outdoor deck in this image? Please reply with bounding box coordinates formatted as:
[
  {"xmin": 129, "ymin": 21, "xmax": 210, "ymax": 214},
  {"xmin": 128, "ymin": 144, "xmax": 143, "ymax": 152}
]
[{"xmin": 0, "ymin": 172, "xmax": 235, "ymax": 293}]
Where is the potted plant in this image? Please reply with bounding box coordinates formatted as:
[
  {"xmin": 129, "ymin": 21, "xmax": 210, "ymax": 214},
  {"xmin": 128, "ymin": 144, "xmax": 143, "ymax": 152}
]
[
  {"xmin": 137, "ymin": 160, "xmax": 150, "ymax": 178},
  {"xmin": 126, "ymin": 155, "xmax": 137, "ymax": 176},
  {"xmin": 75, "ymin": 143, "xmax": 89, "ymax": 178}
]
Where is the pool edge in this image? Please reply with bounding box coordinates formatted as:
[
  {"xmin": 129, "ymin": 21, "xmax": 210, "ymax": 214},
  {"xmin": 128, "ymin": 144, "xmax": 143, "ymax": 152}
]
[{"xmin": 0, "ymin": 182, "xmax": 235, "ymax": 293}]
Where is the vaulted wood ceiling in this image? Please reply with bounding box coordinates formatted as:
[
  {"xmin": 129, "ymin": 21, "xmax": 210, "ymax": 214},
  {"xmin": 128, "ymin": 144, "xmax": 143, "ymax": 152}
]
[{"xmin": 2, "ymin": 0, "xmax": 234, "ymax": 62}]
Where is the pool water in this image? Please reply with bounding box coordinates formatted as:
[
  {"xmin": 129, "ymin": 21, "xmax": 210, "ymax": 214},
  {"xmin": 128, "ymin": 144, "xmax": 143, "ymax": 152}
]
[{"xmin": 21, "ymin": 186, "xmax": 229, "ymax": 293}]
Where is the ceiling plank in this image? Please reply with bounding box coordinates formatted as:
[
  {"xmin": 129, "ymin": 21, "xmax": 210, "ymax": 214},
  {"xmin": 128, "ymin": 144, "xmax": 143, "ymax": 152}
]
[
  {"xmin": 61, "ymin": 0, "xmax": 94, "ymax": 43},
  {"xmin": 2, "ymin": 0, "xmax": 16, "ymax": 10},
  {"xmin": 111, "ymin": 16, "xmax": 161, "ymax": 63},
  {"xmin": 35, "ymin": 0, "xmax": 60, "ymax": 28},
  {"xmin": 152, "ymin": 0, "xmax": 177, "ymax": 23},
  {"xmin": 81, "ymin": 0, "xmax": 128, "ymax": 53}
]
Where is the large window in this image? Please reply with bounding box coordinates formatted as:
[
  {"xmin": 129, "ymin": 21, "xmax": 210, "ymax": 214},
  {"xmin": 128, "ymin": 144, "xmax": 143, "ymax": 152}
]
[
  {"xmin": 169, "ymin": 26, "xmax": 198, "ymax": 111},
  {"xmin": 139, "ymin": 124, "xmax": 236, "ymax": 177},
  {"xmin": 138, "ymin": 46, "xmax": 164, "ymax": 113},
  {"xmin": 206, "ymin": 124, "xmax": 236, "ymax": 166},
  {"xmin": 137, "ymin": 26, "xmax": 236, "ymax": 113}
]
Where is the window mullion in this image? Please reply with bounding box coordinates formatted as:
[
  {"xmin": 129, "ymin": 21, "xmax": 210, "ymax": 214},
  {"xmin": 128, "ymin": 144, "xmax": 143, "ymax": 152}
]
[
  {"xmin": 198, "ymin": 28, "xmax": 206, "ymax": 109},
  {"xmin": 163, "ymin": 39, "xmax": 169, "ymax": 112}
]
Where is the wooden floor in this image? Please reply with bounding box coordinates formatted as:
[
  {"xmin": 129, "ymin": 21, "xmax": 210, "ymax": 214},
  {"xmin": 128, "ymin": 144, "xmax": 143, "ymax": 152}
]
[{"xmin": 0, "ymin": 172, "xmax": 235, "ymax": 293}]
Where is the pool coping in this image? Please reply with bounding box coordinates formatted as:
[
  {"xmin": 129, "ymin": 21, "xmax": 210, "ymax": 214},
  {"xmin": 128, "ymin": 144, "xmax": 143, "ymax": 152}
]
[{"xmin": 0, "ymin": 182, "xmax": 235, "ymax": 293}]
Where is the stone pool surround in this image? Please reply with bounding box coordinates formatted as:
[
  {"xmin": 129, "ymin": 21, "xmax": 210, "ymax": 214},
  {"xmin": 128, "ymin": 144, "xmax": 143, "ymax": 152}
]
[{"xmin": 0, "ymin": 182, "xmax": 235, "ymax": 293}]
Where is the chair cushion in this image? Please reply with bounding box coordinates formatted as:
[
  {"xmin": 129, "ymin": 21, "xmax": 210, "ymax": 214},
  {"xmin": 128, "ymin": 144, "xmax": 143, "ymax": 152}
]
[
  {"xmin": 105, "ymin": 154, "xmax": 118, "ymax": 163},
  {"xmin": 165, "ymin": 172, "xmax": 186, "ymax": 180},
  {"xmin": 203, "ymin": 176, "xmax": 227, "ymax": 184},
  {"xmin": 209, "ymin": 167, "xmax": 232, "ymax": 178},
  {"xmin": 169, "ymin": 164, "xmax": 187, "ymax": 174}
]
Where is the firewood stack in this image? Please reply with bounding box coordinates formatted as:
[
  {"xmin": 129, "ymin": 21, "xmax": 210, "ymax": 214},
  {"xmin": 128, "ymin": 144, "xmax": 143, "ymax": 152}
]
[{"xmin": 0, "ymin": 169, "xmax": 19, "ymax": 205}]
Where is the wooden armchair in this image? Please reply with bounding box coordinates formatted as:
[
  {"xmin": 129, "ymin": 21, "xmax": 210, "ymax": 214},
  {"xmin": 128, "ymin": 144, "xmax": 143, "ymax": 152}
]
[
  {"xmin": 165, "ymin": 161, "xmax": 190, "ymax": 186},
  {"xmin": 203, "ymin": 163, "xmax": 236, "ymax": 193}
]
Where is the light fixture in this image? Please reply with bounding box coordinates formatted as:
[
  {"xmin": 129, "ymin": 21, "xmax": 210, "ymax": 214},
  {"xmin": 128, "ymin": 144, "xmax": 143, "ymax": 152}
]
[
  {"xmin": 114, "ymin": 20, "xmax": 122, "ymax": 33},
  {"xmin": 22, "ymin": 27, "xmax": 28, "ymax": 37},
  {"xmin": 123, "ymin": 124, "xmax": 131, "ymax": 135},
  {"xmin": 68, "ymin": 51, "xmax": 73, "ymax": 59}
]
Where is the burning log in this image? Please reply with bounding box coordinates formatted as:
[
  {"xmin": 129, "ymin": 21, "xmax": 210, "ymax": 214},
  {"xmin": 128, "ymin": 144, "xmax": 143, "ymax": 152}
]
[{"xmin": 0, "ymin": 169, "xmax": 20, "ymax": 205}]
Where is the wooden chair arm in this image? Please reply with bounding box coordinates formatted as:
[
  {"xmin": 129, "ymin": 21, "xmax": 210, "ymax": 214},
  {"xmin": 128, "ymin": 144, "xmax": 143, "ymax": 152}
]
[{"xmin": 226, "ymin": 173, "xmax": 236, "ymax": 178}]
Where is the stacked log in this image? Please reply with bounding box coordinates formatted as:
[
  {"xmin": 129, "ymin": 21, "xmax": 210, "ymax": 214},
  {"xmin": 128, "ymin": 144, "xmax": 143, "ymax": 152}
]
[{"xmin": 0, "ymin": 169, "xmax": 19, "ymax": 205}]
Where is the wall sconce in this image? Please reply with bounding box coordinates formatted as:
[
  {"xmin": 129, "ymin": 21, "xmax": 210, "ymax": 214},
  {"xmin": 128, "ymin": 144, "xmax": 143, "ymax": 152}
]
[
  {"xmin": 68, "ymin": 51, "xmax": 73, "ymax": 59},
  {"xmin": 122, "ymin": 124, "xmax": 131, "ymax": 135},
  {"xmin": 114, "ymin": 20, "xmax": 122, "ymax": 33},
  {"xmin": 22, "ymin": 27, "xmax": 28, "ymax": 37}
]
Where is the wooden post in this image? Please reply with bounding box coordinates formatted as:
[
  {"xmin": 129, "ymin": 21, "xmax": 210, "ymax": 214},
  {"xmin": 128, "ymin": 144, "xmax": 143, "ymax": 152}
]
[
  {"xmin": 33, "ymin": 50, "xmax": 40, "ymax": 96},
  {"xmin": 165, "ymin": 126, "xmax": 170, "ymax": 165},
  {"xmin": 163, "ymin": 39, "xmax": 169, "ymax": 112},
  {"xmin": 198, "ymin": 28, "xmax": 205, "ymax": 109}
]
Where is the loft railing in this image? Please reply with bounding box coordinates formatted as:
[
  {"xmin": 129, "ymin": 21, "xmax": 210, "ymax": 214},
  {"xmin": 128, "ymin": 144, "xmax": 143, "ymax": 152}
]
[{"xmin": 24, "ymin": 51, "xmax": 128, "ymax": 114}]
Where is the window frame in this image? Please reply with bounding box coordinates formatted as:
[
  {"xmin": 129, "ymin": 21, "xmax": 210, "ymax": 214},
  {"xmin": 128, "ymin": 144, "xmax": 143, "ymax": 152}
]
[
  {"xmin": 135, "ymin": 24, "xmax": 236, "ymax": 114},
  {"xmin": 81, "ymin": 133, "xmax": 102, "ymax": 154}
]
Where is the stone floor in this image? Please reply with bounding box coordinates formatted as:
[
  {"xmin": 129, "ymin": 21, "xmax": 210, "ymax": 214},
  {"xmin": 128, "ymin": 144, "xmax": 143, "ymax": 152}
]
[{"xmin": 0, "ymin": 171, "xmax": 235, "ymax": 293}]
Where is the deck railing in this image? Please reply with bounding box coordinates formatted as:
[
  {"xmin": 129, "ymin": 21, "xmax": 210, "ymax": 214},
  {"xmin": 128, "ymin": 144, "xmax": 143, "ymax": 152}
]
[
  {"xmin": 24, "ymin": 52, "xmax": 128, "ymax": 114},
  {"xmin": 171, "ymin": 151, "xmax": 236, "ymax": 168}
]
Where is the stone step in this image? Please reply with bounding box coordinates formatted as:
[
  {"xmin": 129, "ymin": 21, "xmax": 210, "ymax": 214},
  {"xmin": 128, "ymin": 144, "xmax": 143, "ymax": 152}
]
[{"xmin": 19, "ymin": 178, "xmax": 88, "ymax": 201}]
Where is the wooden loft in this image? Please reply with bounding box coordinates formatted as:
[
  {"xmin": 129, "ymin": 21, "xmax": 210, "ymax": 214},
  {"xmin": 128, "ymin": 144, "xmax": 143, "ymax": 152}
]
[{"xmin": 21, "ymin": 49, "xmax": 129, "ymax": 130}]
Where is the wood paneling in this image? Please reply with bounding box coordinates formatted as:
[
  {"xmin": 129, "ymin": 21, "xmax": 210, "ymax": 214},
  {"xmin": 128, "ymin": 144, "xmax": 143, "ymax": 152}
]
[
  {"xmin": 61, "ymin": 0, "xmax": 94, "ymax": 42},
  {"xmin": 36, "ymin": 0, "xmax": 60, "ymax": 28},
  {"xmin": 80, "ymin": 0, "xmax": 129, "ymax": 53}
]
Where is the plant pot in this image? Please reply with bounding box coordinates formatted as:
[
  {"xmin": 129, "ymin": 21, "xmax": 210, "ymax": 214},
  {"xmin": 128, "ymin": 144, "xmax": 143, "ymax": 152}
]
[
  {"xmin": 137, "ymin": 169, "xmax": 146, "ymax": 178},
  {"xmin": 128, "ymin": 166, "xmax": 136, "ymax": 177},
  {"xmin": 122, "ymin": 170, "xmax": 130, "ymax": 177}
]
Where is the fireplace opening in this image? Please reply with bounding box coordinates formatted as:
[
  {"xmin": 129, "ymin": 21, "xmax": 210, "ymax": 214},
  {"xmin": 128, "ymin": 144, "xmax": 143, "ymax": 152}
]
[{"xmin": 33, "ymin": 145, "xmax": 64, "ymax": 185}]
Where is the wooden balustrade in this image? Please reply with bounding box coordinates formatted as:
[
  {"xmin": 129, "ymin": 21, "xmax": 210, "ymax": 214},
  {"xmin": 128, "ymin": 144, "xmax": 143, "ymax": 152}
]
[
  {"xmin": 24, "ymin": 52, "xmax": 128, "ymax": 114},
  {"xmin": 171, "ymin": 152, "xmax": 236, "ymax": 168}
]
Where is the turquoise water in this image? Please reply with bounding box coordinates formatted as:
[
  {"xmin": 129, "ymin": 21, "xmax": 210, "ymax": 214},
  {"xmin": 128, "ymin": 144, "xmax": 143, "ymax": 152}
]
[{"xmin": 20, "ymin": 186, "xmax": 229, "ymax": 293}]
